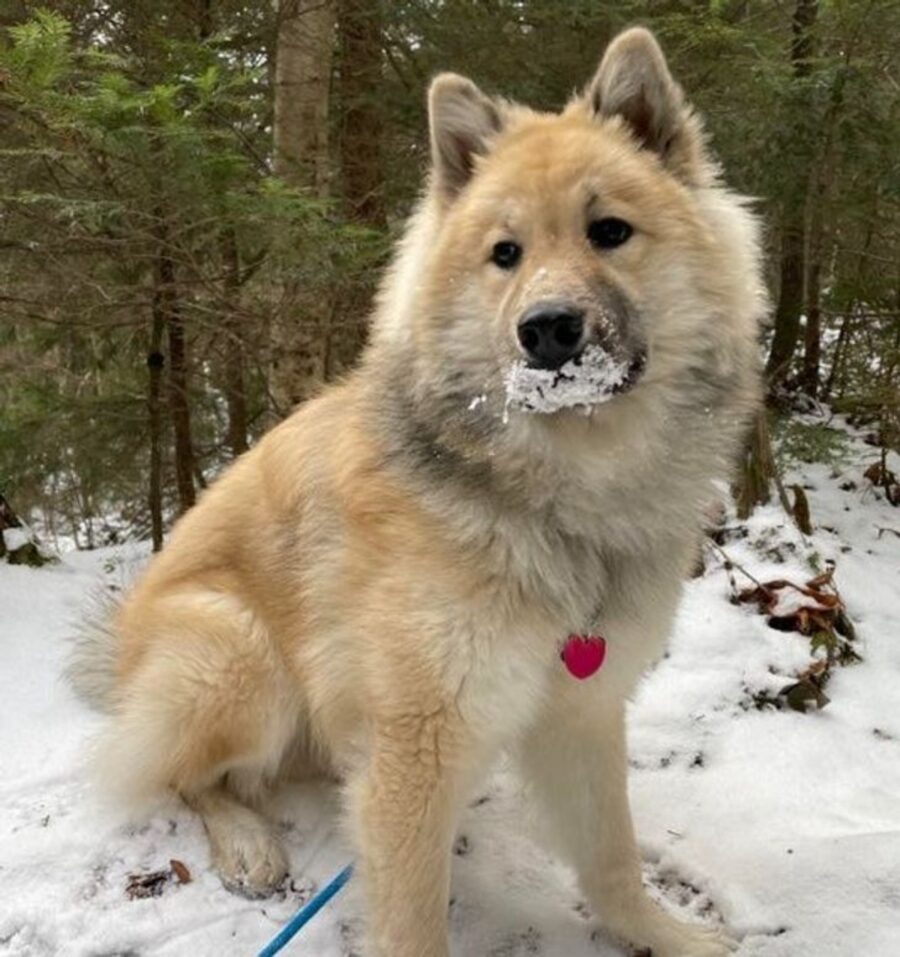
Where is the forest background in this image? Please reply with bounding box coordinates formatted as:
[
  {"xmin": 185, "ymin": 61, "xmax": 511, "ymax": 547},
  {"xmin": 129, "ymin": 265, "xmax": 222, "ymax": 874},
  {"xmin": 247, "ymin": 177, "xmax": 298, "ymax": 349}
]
[{"xmin": 0, "ymin": 0, "xmax": 897, "ymax": 554}]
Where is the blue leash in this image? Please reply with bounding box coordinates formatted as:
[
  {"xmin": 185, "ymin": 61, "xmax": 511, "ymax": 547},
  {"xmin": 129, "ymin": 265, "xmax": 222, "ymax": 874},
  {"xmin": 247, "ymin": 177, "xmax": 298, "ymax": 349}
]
[{"xmin": 257, "ymin": 864, "xmax": 354, "ymax": 957}]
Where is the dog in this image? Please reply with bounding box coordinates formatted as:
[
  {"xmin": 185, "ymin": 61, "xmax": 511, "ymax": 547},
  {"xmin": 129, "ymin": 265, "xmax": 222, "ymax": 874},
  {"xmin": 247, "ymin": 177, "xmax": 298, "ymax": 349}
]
[{"xmin": 70, "ymin": 27, "xmax": 765, "ymax": 957}]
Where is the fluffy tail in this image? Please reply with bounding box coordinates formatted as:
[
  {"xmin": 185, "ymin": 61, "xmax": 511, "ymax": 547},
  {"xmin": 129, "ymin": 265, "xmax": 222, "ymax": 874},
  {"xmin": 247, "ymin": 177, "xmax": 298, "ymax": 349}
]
[{"xmin": 66, "ymin": 587, "xmax": 121, "ymax": 712}]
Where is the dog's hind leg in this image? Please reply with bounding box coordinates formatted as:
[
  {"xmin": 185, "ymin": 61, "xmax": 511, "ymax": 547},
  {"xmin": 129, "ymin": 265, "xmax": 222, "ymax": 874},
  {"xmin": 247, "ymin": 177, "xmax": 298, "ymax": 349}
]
[
  {"xmin": 185, "ymin": 785, "xmax": 288, "ymax": 898},
  {"xmin": 100, "ymin": 589, "xmax": 299, "ymax": 897}
]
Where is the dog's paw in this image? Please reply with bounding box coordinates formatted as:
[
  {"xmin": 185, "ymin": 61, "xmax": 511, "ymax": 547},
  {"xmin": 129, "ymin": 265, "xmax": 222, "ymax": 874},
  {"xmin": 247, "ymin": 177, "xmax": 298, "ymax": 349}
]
[
  {"xmin": 604, "ymin": 901, "xmax": 737, "ymax": 957},
  {"xmin": 633, "ymin": 919, "xmax": 738, "ymax": 957},
  {"xmin": 212, "ymin": 821, "xmax": 289, "ymax": 899},
  {"xmin": 666, "ymin": 925, "xmax": 737, "ymax": 957}
]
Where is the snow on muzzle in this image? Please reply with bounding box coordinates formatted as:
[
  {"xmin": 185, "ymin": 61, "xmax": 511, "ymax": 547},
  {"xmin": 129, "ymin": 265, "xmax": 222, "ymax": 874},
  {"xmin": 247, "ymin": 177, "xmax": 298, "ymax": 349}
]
[
  {"xmin": 505, "ymin": 285, "xmax": 647, "ymax": 414},
  {"xmin": 504, "ymin": 343, "xmax": 646, "ymax": 414}
]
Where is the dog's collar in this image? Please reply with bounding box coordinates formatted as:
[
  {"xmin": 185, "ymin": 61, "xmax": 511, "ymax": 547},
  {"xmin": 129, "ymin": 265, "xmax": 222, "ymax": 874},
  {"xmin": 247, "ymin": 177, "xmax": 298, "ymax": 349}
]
[{"xmin": 560, "ymin": 634, "xmax": 607, "ymax": 679}]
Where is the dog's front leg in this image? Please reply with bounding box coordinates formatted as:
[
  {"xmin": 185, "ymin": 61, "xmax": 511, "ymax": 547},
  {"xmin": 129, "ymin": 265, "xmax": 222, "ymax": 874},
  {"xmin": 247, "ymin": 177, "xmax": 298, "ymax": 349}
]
[
  {"xmin": 517, "ymin": 677, "xmax": 735, "ymax": 957},
  {"xmin": 349, "ymin": 706, "xmax": 475, "ymax": 957}
]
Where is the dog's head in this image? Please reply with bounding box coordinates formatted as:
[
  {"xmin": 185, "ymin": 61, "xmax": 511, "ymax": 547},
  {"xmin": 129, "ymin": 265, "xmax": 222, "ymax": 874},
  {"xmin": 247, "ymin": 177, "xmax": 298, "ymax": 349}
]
[{"xmin": 376, "ymin": 27, "xmax": 763, "ymax": 426}]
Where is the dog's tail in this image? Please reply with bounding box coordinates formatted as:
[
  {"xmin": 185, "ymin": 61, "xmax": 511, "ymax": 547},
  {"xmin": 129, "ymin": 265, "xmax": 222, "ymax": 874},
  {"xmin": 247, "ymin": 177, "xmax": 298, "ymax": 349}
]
[{"xmin": 66, "ymin": 587, "xmax": 121, "ymax": 713}]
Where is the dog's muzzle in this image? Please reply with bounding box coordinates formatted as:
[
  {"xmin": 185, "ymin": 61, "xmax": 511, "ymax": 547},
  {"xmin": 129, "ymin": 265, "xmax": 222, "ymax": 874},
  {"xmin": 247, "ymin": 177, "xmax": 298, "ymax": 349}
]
[{"xmin": 508, "ymin": 295, "xmax": 647, "ymax": 412}]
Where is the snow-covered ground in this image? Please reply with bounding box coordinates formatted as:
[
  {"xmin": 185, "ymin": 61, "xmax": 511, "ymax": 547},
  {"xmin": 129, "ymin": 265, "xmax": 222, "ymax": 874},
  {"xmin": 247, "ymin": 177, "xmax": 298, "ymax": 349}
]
[{"xmin": 2, "ymin": 415, "xmax": 899, "ymax": 957}]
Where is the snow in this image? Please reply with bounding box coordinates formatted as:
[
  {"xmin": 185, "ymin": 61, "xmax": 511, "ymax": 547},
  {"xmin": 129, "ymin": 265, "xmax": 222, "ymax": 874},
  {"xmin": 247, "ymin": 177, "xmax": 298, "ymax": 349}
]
[
  {"xmin": 2, "ymin": 417, "xmax": 899, "ymax": 957},
  {"xmin": 504, "ymin": 345, "xmax": 633, "ymax": 415},
  {"xmin": 2, "ymin": 527, "xmax": 31, "ymax": 552}
]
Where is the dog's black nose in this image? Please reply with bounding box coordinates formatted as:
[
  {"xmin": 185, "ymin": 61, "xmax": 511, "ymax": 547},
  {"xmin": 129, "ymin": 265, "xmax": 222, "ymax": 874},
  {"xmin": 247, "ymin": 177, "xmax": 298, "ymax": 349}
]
[{"xmin": 517, "ymin": 304, "xmax": 585, "ymax": 369}]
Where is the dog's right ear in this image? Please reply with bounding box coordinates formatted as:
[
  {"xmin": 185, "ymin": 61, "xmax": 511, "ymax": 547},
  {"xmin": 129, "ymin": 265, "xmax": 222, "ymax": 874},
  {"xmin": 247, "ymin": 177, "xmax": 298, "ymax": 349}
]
[{"xmin": 429, "ymin": 73, "xmax": 503, "ymax": 200}]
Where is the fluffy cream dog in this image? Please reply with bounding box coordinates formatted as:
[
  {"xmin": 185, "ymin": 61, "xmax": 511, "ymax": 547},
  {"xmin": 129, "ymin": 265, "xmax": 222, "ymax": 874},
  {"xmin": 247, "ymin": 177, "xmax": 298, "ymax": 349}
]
[{"xmin": 71, "ymin": 27, "xmax": 765, "ymax": 957}]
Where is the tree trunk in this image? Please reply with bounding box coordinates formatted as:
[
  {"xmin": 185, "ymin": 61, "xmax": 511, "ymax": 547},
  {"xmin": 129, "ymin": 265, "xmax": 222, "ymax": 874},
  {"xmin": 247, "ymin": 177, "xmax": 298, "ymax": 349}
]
[
  {"xmin": 338, "ymin": 0, "xmax": 386, "ymax": 230},
  {"xmin": 0, "ymin": 493, "xmax": 47, "ymax": 566},
  {"xmin": 766, "ymin": 222, "xmax": 806, "ymax": 386},
  {"xmin": 0, "ymin": 493, "xmax": 21, "ymax": 559},
  {"xmin": 764, "ymin": 0, "xmax": 818, "ymax": 389},
  {"xmin": 801, "ymin": 66, "xmax": 845, "ymax": 398},
  {"xmin": 154, "ymin": 223, "xmax": 196, "ymax": 514},
  {"xmin": 167, "ymin": 286, "xmax": 196, "ymax": 513},
  {"xmin": 737, "ymin": 0, "xmax": 819, "ymax": 517},
  {"xmin": 327, "ymin": 0, "xmax": 386, "ymax": 376},
  {"xmin": 196, "ymin": 0, "xmax": 214, "ymax": 40},
  {"xmin": 802, "ymin": 253, "xmax": 823, "ymax": 398},
  {"xmin": 737, "ymin": 0, "xmax": 818, "ymax": 520},
  {"xmin": 735, "ymin": 411, "xmax": 774, "ymax": 520},
  {"xmin": 802, "ymin": 252, "xmax": 828, "ymax": 398},
  {"xmin": 273, "ymin": 0, "xmax": 335, "ymax": 192},
  {"xmin": 222, "ymin": 227, "xmax": 249, "ymax": 457},
  {"xmin": 822, "ymin": 310, "xmax": 849, "ymax": 402},
  {"xmin": 734, "ymin": 410, "xmax": 792, "ymax": 522},
  {"xmin": 270, "ymin": 0, "xmax": 336, "ymax": 414},
  {"xmin": 824, "ymin": 213, "xmax": 877, "ymax": 401},
  {"xmin": 147, "ymin": 292, "xmax": 166, "ymax": 552}
]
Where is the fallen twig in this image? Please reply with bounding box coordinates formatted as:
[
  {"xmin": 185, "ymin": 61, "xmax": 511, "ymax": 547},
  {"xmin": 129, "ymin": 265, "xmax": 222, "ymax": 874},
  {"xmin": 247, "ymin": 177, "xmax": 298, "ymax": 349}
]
[{"xmin": 706, "ymin": 540, "xmax": 766, "ymax": 592}]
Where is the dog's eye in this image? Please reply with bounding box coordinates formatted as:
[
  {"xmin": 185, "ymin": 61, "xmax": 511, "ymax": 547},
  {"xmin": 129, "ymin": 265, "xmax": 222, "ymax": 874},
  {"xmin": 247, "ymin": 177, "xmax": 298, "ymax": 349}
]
[
  {"xmin": 490, "ymin": 241, "xmax": 522, "ymax": 270},
  {"xmin": 588, "ymin": 218, "xmax": 633, "ymax": 250}
]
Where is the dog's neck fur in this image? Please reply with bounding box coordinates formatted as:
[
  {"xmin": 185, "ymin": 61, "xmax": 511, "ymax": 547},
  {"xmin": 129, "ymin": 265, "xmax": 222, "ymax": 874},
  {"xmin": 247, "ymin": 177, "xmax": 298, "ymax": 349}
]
[
  {"xmin": 356, "ymin": 351, "xmax": 704, "ymax": 639},
  {"xmin": 363, "ymin": 336, "xmax": 717, "ymax": 548}
]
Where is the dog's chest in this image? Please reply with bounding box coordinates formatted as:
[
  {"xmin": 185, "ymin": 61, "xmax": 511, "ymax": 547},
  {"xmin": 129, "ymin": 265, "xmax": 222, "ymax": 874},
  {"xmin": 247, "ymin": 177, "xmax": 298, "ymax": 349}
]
[{"xmin": 441, "ymin": 519, "xmax": 612, "ymax": 731}]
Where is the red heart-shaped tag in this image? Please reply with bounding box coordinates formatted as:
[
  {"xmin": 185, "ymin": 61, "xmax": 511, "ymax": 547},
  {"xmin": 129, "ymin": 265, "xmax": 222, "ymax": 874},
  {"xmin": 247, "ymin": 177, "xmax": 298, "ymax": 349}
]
[{"xmin": 561, "ymin": 634, "xmax": 607, "ymax": 680}]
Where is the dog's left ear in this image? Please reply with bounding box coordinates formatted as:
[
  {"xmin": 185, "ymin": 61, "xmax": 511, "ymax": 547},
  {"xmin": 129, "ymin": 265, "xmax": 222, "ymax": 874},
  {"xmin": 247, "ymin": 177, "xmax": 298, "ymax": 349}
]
[
  {"xmin": 587, "ymin": 27, "xmax": 706, "ymax": 183},
  {"xmin": 429, "ymin": 73, "xmax": 504, "ymax": 200}
]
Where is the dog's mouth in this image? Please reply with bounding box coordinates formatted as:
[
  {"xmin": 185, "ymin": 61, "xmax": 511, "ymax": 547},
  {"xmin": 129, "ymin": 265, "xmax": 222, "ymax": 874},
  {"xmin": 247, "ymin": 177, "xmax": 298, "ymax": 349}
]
[{"xmin": 504, "ymin": 345, "xmax": 647, "ymax": 415}]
